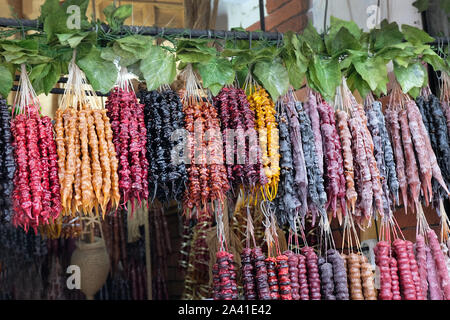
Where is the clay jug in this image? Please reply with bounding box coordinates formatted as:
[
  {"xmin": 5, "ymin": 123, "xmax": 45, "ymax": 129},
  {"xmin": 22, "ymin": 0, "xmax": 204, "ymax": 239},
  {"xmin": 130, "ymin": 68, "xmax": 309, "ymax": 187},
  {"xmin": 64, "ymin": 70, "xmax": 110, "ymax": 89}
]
[{"xmin": 70, "ymin": 236, "xmax": 110, "ymax": 300}]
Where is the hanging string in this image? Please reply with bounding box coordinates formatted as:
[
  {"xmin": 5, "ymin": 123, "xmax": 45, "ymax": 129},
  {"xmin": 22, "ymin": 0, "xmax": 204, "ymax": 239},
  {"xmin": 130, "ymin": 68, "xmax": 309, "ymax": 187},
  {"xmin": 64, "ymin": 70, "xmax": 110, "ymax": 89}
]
[
  {"xmin": 261, "ymin": 200, "xmax": 273, "ymax": 257},
  {"xmin": 215, "ymin": 202, "xmax": 227, "ymax": 252},
  {"xmin": 13, "ymin": 64, "xmax": 41, "ymax": 117},
  {"xmin": 60, "ymin": 50, "xmax": 101, "ymax": 111},
  {"xmin": 181, "ymin": 63, "xmax": 204, "ymax": 105}
]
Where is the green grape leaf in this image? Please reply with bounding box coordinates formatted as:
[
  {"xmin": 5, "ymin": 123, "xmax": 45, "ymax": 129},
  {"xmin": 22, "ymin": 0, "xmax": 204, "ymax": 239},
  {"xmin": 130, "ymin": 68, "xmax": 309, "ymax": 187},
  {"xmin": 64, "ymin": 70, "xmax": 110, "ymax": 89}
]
[
  {"xmin": 353, "ymin": 55, "xmax": 388, "ymax": 93},
  {"xmin": 253, "ymin": 59, "xmax": 289, "ymax": 101},
  {"xmin": 394, "ymin": 61, "xmax": 425, "ymax": 93},
  {"xmin": 140, "ymin": 45, "xmax": 176, "ymax": 90},
  {"xmin": 0, "ymin": 63, "xmax": 13, "ymax": 98},
  {"xmin": 401, "ymin": 24, "xmax": 434, "ymax": 44},
  {"xmin": 196, "ymin": 56, "xmax": 235, "ymax": 95},
  {"xmin": 77, "ymin": 46, "xmax": 118, "ymax": 93}
]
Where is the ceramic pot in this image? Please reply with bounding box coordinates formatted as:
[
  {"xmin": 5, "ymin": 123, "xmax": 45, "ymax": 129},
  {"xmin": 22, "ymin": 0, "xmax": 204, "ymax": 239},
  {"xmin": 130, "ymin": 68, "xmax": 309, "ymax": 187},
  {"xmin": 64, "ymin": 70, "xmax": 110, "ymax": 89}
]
[{"xmin": 70, "ymin": 236, "xmax": 110, "ymax": 300}]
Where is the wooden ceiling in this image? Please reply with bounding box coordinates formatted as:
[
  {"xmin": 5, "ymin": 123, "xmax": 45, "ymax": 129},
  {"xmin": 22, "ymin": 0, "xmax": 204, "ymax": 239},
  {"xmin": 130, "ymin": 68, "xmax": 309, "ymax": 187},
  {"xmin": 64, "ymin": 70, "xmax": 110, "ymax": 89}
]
[{"xmin": 89, "ymin": 0, "xmax": 185, "ymax": 28}]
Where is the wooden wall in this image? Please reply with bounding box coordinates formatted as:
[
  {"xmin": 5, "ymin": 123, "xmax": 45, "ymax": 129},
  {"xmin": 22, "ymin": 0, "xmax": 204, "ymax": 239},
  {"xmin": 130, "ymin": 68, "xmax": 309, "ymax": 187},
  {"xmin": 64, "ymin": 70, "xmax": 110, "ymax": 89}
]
[{"xmin": 3, "ymin": 0, "xmax": 186, "ymax": 114}]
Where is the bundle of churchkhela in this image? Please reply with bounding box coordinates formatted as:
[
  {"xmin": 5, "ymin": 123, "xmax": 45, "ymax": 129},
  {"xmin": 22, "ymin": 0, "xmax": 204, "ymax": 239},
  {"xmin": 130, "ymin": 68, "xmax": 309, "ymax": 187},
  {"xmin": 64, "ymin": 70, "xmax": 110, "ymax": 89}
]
[
  {"xmin": 56, "ymin": 53, "xmax": 120, "ymax": 217},
  {"xmin": 340, "ymin": 213, "xmax": 377, "ymax": 300},
  {"xmin": 139, "ymin": 86, "xmax": 187, "ymax": 203},
  {"xmin": 335, "ymin": 93, "xmax": 357, "ymax": 216},
  {"xmin": 240, "ymin": 245, "xmax": 333, "ymax": 300},
  {"xmin": 334, "ymin": 79, "xmax": 383, "ymax": 226},
  {"xmin": 373, "ymin": 205, "xmax": 450, "ymax": 300},
  {"xmin": 364, "ymin": 93, "xmax": 399, "ymax": 218},
  {"xmin": 214, "ymin": 86, "xmax": 264, "ymax": 189},
  {"xmin": 0, "ymin": 97, "xmax": 15, "ymax": 223},
  {"xmin": 276, "ymin": 89, "xmax": 326, "ymax": 228},
  {"xmin": 181, "ymin": 64, "xmax": 229, "ymax": 219},
  {"xmin": 10, "ymin": 64, "xmax": 60, "ymax": 232},
  {"xmin": 211, "ymin": 205, "xmax": 239, "ymax": 301},
  {"xmin": 315, "ymin": 216, "xmax": 352, "ymax": 301},
  {"xmin": 315, "ymin": 91, "xmax": 347, "ymax": 220},
  {"xmin": 296, "ymin": 98, "xmax": 327, "ymax": 226},
  {"xmin": 276, "ymin": 92, "xmax": 302, "ymax": 228},
  {"xmin": 415, "ymin": 85, "xmax": 450, "ymax": 212},
  {"xmin": 247, "ymin": 82, "xmax": 279, "ymax": 201},
  {"xmin": 105, "ymin": 67, "xmax": 148, "ymax": 210},
  {"xmin": 385, "ymin": 82, "xmax": 449, "ymax": 215},
  {"xmin": 180, "ymin": 64, "xmax": 229, "ymax": 300}
]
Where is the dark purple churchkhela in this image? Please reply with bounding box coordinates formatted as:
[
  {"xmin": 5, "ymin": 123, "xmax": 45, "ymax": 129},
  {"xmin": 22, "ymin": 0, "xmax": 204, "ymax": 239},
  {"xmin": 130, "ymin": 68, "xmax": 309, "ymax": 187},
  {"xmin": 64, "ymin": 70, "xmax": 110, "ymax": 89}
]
[
  {"xmin": 138, "ymin": 89, "xmax": 186, "ymax": 202},
  {"xmin": 0, "ymin": 98, "xmax": 15, "ymax": 223}
]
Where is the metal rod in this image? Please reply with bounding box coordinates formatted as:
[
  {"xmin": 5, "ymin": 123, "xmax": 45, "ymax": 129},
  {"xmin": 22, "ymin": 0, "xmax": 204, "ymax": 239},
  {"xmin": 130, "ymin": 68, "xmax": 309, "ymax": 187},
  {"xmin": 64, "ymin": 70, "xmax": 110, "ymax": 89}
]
[
  {"xmin": 10, "ymin": 85, "xmax": 109, "ymax": 97},
  {"xmin": 0, "ymin": 17, "xmax": 280, "ymax": 40},
  {"xmin": 1, "ymin": 17, "xmax": 447, "ymax": 96},
  {"xmin": 0, "ymin": 16, "xmax": 447, "ymax": 43},
  {"xmin": 259, "ymin": 0, "xmax": 266, "ymax": 32},
  {"xmin": 14, "ymin": 75, "xmax": 68, "ymax": 83}
]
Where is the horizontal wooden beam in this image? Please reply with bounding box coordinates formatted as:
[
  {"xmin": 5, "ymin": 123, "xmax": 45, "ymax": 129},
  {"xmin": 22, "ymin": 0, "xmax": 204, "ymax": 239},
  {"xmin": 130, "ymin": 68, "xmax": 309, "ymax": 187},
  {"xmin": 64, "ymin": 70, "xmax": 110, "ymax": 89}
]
[{"xmin": 122, "ymin": 0, "xmax": 183, "ymax": 9}]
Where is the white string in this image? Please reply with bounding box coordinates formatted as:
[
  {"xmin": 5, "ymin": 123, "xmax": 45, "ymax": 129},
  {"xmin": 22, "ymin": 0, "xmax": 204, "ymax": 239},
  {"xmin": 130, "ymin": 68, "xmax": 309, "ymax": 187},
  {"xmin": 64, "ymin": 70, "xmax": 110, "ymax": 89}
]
[
  {"xmin": 116, "ymin": 65, "xmax": 138, "ymax": 92},
  {"xmin": 261, "ymin": 200, "xmax": 274, "ymax": 252},
  {"xmin": 60, "ymin": 50, "xmax": 102, "ymax": 110},
  {"xmin": 181, "ymin": 63, "xmax": 204, "ymax": 103},
  {"xmin": 13, "ymin": 64, "xmax": 41, "ymax": 117},
  {"xmin": 215, "ymin": 202, "xmax": 226, "ymax": 251}
]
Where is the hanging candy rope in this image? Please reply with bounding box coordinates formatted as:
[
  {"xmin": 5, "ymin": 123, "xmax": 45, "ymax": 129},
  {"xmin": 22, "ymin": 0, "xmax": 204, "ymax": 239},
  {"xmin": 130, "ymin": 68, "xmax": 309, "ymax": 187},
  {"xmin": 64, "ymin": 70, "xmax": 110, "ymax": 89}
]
[
  {"xmin": 11, "ymin": 64, "xmax": 61, "ymax": 233},
  {"xmin": 315, "ymin": 88, "xmax": 347, "ymax": 222},
  {"xmin": 105, "ymin": 66, "xmax": 148, "ymax": 212},
  {"xmin": 181, "ymin": 63, "xmax": 229, "ymax": 221},
  {"xmin": 340, "ymin": 78, "xmax": 382, "ymax": 227},
  {"xmin": 245, "ymin": 73, "xmax": 279, "ymax": 201},
  {"xmin": 386, "ymin": 81, "xmax": 449, "ymax": 216},
  {"xmin": 57, "ymin": 51, "xmax": 120, "ymax": 217}
]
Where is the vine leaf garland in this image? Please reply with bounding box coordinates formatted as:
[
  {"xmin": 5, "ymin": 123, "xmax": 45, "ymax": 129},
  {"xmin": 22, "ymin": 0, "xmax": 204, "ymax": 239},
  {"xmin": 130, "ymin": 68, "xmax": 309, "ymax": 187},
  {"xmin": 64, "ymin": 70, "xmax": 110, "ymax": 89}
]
[
  {"xmin": 40, "ymin": 0, "xmax": 90, "ymax": 42},
  {"xmin": 140, "ymin": 45, "xmax": 177, "ymax": 91},
  {"xmin": 253, "ymin": 59, "xmax": 289, "ymax": 102},
  {"xmin": 0, "ymin": 40, "xmax": 51, "ymax": 65},
  {"xmin": 176, "ymin": 38, "xmax": 216, "ymax": 65},
  {"xmin": 413, "ymin": 0, "xmax": 450, "ymax": 13},
  {"xmin": 401, "ymin": 24, "xmax": 435, "ymax": 45},
  {"xmin": 352, "ymin": 55, "xmax": 388, "ymax": 94},
  {"xmin": 197, "ymin": 56, "xmax": 235, "ymax": 96},
  {"xmin": 306, "ymin": 56, "xmax": 341, "ymax": 102},
  {"xmin": 56, "ymin": 32, "xmax": 95, "ymax": 49},
  {"xmin": 371, "ymin": 20, "xmax": 404, "ymax": 52},
  {"xmin": 29, "ymin": 62, "xmax": 61, "ymax": 96},
  {"xmin": 0, "ymin": 64, "xmax": 13, "ymax": 98},
  {"xmin": 0, "ymin": 0, "xmax": 448, "ymax": 101},
  {"xmin": 280, "ymin": 31, "xmax": 308, "ymax": 91},
  {"xmin": 103, "ymin": 3, "xmax": 133, "ymax": 32},
  {"xmin": 114, "ymin": 35, "xmax": 154, "ymax": 61},
  {"xmin": 76, "ymin": 46, "xmax": 118, "ymax": 94},
  {"xmin": 394, "ymin": 62, "xmax": 426, "ymax": 94},
  {"xmin": 324, "ymin": 16, "xmax": 362, "ymax": 56}
]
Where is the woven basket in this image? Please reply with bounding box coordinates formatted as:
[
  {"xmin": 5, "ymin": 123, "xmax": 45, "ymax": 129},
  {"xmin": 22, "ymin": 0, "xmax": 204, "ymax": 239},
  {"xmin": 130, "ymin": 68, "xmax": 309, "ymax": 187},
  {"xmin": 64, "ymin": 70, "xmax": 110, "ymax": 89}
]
[{"xmin": 70, "ymin": 236, "xmax": 110, "ymax": 300}]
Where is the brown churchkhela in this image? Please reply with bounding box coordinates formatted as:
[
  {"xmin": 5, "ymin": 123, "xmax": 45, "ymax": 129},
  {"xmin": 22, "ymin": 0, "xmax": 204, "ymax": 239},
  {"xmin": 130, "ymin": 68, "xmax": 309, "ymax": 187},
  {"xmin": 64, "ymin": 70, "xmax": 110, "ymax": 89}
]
[{"xmin": 56, "ymin": 106, "xmax": 120, "ymax": 216}]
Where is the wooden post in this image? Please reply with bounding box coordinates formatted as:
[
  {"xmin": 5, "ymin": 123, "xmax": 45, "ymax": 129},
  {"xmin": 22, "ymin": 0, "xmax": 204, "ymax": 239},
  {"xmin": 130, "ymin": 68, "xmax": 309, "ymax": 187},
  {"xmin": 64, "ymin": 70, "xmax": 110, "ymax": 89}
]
[
  {"xmin": 90, "ymin": 223, "xmax": 95, "ymax": 243},
  {"xmin": 144, "ymin": 205, "xmax": 152, "ymax": 300}
]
